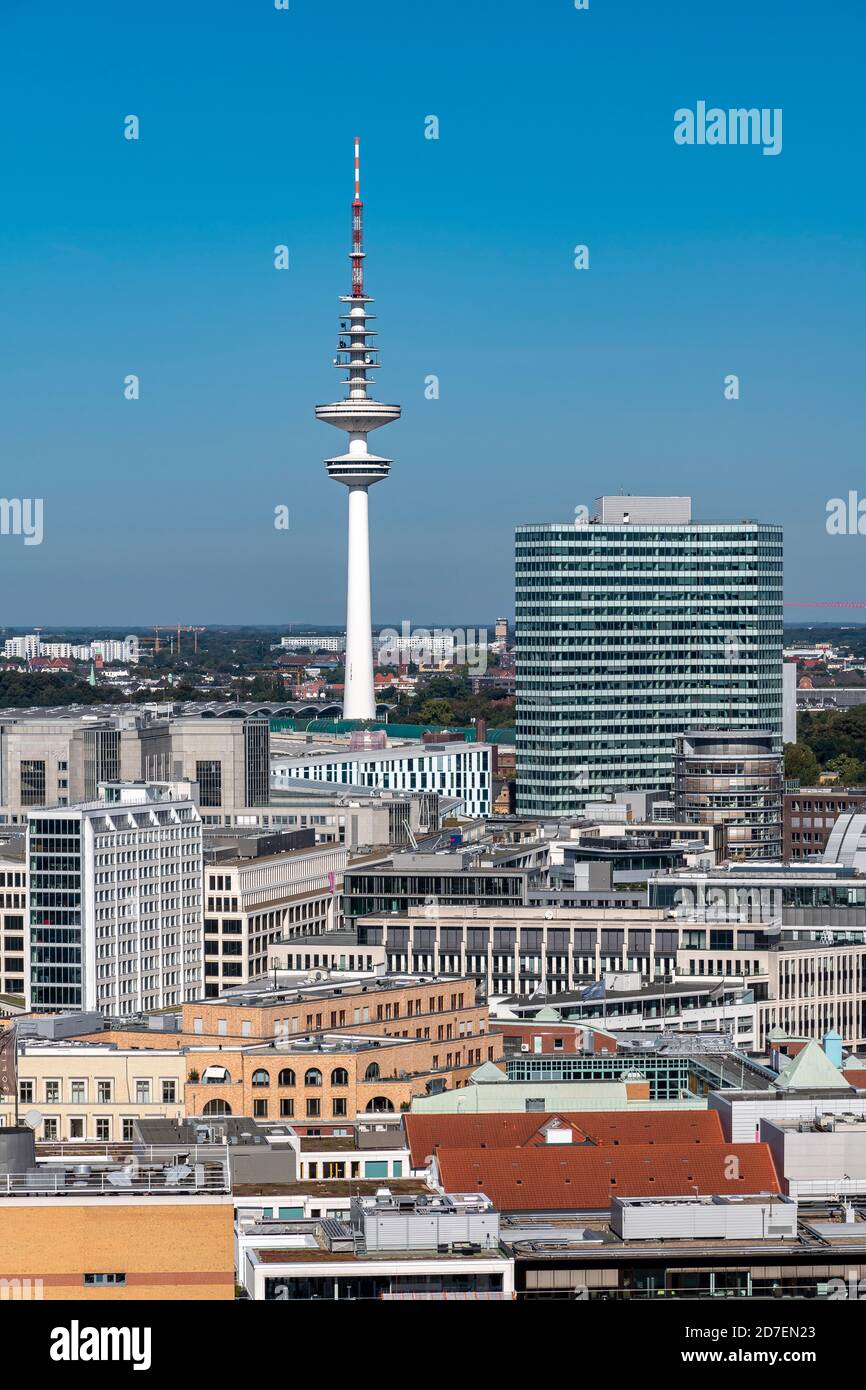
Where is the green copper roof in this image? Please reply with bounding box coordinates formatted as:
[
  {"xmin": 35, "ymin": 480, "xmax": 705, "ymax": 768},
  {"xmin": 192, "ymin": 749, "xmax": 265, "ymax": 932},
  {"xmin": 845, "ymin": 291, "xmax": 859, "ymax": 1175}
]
[{"xmin": 774, "ymin": 1039, "xmax": 852, "ymax": 1093}]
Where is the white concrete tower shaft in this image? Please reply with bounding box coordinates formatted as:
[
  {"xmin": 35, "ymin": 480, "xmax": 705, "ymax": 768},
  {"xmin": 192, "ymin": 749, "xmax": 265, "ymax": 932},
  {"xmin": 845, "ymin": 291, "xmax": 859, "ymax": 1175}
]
[{"xmin": 315, "ymin": 139, "xmax": 401, "ymax": 721}]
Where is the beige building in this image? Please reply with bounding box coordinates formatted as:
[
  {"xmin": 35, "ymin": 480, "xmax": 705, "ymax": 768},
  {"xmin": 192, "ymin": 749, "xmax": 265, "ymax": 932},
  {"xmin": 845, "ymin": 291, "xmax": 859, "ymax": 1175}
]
[
  {"xmin": 0, "ymin": 712, "xmax": 144, "ymax": 824},
  {"xmin": 204, "ymin": 840, "xmax": 348, "ymax": 995},
  {"xmin": 140, "ymin": 715, "xmax": 270, "ymax": 823},
  {"xmin": 0, "ymin": 1043, "xmax": 187, "ymax": 1143}
]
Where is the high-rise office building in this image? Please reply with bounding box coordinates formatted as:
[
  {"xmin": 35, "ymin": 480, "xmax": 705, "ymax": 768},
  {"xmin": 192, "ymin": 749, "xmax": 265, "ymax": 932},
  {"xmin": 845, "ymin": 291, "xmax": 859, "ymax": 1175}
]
[
  {"xmin": 28, "ymin": 782, "xmax": 204, "ymax": 1014},
  {"xmin": 515, "ymin": 496, "xmax": 783, "ymax": 815}
]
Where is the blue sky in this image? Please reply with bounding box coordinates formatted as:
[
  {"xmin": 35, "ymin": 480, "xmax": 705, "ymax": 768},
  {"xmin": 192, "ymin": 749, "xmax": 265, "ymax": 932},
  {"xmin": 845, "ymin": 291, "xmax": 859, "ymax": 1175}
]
[{"xmin": 0, "ymin": 0, "xmax": 864, "ymax": 626}]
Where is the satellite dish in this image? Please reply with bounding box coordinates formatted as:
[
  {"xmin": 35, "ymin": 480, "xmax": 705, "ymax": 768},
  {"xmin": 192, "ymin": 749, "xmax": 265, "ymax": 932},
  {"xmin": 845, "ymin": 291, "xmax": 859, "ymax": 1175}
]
[{"xmin": 23, "ymin": 1109, "xmax": 43, "ymax": 1130}]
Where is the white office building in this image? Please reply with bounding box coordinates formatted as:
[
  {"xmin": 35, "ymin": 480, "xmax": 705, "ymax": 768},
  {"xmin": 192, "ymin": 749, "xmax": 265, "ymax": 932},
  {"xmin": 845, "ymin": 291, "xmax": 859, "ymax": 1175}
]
[{"xmin": 27, "ymin": 782, "xmax": 204, "ymax": 1015}]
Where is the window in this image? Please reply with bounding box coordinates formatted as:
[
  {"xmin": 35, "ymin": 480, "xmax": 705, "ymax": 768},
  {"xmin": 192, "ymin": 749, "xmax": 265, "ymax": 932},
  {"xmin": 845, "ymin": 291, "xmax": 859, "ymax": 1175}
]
[
  {"xmin": 84, "ymin": 1274, "xmax": 126, "ymax": 1286},
  {"xmin": 135, "ymin": 1080, "xmax": 151, "ymax": 1105},
  {"xmin": 304, "ymin": 1068, "xmax": 322, "ymax": 1087},
  {"xmin": 306, "ymin": 1098, "xmax": 321, "ymax": 1118},
  {"xmin": 96, "ymin": 1080, "xmax": 113, "ymax": 1104},
  {"xmin": 45, "ymin": 1080, "xmax": 60, "ymax": 1104},
  {"xmin": 322, "ymin": 1161, "xmax": 345, "ymax": 1179},
  {"xmin": 196, "ymin": 760, "xmax": 223, "ymax": 808},
  {"xmin": 122, "ymin": 1119, "xmax": 135, "ymax": 1141},
  {"xmin": 43, "ymin": 1118, "xmax": 58, "ymax": 1140},
  {"xmin": 253, "ymin": 1098, "xmax": 269, "ymax": 1118},
  {"xmin": 332, "ymin": 1097, "xmax": 347, "ymax": 1118},
  {"xmin": 364, "ymin": 1062, "xmax": 380, "ymax": 1081},
  {"xmin": 20, "ymin": 760, "xmax": 46, "ymax": 806},
  {"xmin": 69, "ymin": 1118, "xmax": 84, "ymax": 1139},
  {"xmin": 365, "ymin": 1096, "xmax": 394, "ymax": 1113},
  {"xmin": 330, "ymin": 1067, "xmax": 349, "ymax": 1087},
  {"xmin": 95, "ymin": 1117, "xmax": 110, "ymax": 1141},
  {"xmin": 251, "ymin": 1069, "xmax": 270, "ymax": 1087},
  {"xmin": 161, "ymin": 1080, "xmax": 177, "ymax": 1104},
  {"xmin": 203, "ymin": 1098, "xmax": 232, "ymax": 1116},
  {"xmin": 278, "ymin": 1068, "xmax": 296, "ymax": 1087},
  {"xmin": 280, "ymin": 1098, "xmax": 294, "ymax": 1118},
  {"xmin": 70, "ymin": 1080, "xmax": 86, "ymax": 1104},
  {"xmin": 18, "ymin": 1080, "xmax": 33, "ymax": 1105}
]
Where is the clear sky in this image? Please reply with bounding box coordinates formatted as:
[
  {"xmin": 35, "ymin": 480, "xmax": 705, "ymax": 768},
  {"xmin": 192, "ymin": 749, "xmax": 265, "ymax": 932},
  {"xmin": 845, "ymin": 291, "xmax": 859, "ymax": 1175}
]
[{"xmin": 0, "ymin": 0, "xmax": 864, "ymax": 626}]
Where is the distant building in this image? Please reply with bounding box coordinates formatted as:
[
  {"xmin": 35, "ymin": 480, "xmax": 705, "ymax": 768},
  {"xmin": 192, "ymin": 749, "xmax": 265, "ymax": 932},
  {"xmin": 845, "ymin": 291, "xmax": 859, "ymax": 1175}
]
[{"xmin": 272, "ymin": 740, "xmax": 492, "ymax": 819}]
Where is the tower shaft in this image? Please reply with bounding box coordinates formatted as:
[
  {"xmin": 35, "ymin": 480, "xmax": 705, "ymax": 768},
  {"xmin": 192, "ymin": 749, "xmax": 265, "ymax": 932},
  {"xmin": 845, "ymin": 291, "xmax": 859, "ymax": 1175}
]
[{"xmin": 344, "ymin": 485, "xmax": 375, "ymax": 719}]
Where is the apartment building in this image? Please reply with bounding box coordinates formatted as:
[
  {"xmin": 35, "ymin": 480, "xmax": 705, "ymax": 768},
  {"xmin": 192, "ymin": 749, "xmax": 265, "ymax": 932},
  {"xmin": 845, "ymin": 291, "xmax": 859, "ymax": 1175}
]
[
  {"xmin": 28, "ymin": 782, "xmax": 204, "ymax": 1015},
  {"xmin": 515, "ymin": 495, "xmax": 784, "ymax": 815}
]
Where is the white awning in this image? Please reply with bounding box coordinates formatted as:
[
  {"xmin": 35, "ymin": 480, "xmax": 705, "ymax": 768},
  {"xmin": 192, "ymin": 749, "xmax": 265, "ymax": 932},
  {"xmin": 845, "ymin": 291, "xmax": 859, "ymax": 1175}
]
[{"xmin": 202, "ymin": 1065, "xmax": 229, "ymax": 1083}]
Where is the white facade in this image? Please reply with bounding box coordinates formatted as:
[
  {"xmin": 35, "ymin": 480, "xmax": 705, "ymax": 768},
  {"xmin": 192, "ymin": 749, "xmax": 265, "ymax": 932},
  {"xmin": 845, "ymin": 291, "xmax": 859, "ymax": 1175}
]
[
  {"xmin": 272, "ymin": 741, "xmax": 492, "ymax": 818},
  {"xmin": 28, "ymin": 785, "xmax": 204, "ymax": 1015}
]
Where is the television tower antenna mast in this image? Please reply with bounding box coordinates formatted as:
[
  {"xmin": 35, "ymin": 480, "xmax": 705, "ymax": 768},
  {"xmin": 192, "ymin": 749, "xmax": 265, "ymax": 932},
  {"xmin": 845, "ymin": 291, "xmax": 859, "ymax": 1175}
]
[{"xmin": 316, "ymin": 139, "xmax": 401, "ymax": 720}]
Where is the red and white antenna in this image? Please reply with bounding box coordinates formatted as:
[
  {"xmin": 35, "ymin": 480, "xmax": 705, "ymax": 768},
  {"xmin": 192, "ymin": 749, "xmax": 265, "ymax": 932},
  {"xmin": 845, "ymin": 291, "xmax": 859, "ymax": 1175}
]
[{"xmin": 351, "ymin": 134, "xmax": 365, "ymax": 299}]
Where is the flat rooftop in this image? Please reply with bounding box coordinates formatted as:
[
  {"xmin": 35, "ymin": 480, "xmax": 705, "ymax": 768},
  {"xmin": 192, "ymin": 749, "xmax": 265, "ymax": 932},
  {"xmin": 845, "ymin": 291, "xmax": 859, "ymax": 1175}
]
[{"xmin": 207, "ymin": 971, "xmax": 469, "ymax": 1008}]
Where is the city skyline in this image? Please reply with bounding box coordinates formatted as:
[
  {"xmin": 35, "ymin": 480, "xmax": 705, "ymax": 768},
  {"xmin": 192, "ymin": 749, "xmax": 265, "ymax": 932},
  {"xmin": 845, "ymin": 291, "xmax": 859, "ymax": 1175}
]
[{"xmin": 0, "ymin": 0, "xmax": 864, "ymax": 622}]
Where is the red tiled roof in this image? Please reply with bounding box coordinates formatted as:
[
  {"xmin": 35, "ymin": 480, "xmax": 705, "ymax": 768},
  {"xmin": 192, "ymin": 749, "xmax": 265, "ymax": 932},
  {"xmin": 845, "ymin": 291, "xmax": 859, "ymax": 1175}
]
[
  {"xmin": 404, "ymin": 1109, "xmax": 723, "ymax": 1170},
  {"xmin": 435, "ymin": 1142, "xmax": 780, "ymax": 1212}
]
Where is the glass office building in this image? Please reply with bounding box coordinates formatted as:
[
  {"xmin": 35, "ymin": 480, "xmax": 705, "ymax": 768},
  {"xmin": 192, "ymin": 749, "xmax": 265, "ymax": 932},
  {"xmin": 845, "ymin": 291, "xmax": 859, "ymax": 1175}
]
[{"xmin": 515, "ymin": 496, "xmax": 783, "ymax": 815}]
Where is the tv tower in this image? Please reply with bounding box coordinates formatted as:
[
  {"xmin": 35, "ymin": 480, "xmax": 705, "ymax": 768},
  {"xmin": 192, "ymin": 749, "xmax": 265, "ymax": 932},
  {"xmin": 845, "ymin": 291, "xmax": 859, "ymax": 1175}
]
[{"xmin": 316, "ymin": 138, "xmax": 401, "ymax": 720}]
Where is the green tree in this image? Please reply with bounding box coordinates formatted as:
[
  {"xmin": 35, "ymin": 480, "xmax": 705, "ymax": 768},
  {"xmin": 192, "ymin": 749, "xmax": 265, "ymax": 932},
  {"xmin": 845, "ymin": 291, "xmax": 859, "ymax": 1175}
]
[
  {"xmin": 784, "ymin": 741, "xmax": 820, "ymax": 785},
  {"xmin": 418, "ymin": 698, "xmax": 454, "ymax": 726},
  {"xmin": 826, "ymin": 753, "xmax": 866, "ymax": 787}
]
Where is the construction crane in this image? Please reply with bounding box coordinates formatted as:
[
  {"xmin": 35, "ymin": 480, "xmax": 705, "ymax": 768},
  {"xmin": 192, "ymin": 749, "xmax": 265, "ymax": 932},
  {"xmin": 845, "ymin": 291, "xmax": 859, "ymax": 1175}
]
[
  {"xmin": 173, "ymin": 625, "xmax": 205, "ymax": 655},
  {"xmin": 136, "ymin": 625, "xmax": 206, "ymax": 656},
  {"xmin": 136, "ymin": 626, "xmax": 165, "ymax": 653}
]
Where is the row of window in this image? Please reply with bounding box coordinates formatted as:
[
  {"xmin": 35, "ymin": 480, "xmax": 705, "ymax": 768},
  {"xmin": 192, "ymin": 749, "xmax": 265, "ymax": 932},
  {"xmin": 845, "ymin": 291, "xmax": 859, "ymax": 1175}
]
[{"xmin": 18, "ymin": 1078, "xmax": 177, "ymax": 1105}]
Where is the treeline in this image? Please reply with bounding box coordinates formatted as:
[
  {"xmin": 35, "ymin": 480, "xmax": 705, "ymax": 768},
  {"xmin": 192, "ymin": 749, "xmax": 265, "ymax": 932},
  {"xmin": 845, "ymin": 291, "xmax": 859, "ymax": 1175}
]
[
  {"xmin": 785, "ymin": 704, "xmax": 866, "ymax": 785},
  {"xmin": 390, "ymin": 673, "xmax": 515, "ymax": 729},
  {"xmin": 0, "ymin": 671, "xmax": 127, "ymax": 708}
]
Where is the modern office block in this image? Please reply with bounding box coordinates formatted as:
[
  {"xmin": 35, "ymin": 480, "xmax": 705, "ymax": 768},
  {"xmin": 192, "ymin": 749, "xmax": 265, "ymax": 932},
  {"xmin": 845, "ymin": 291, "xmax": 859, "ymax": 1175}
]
[{"xmin": 515, "ymin": 496, "xmax": 783, "ymax": 814}]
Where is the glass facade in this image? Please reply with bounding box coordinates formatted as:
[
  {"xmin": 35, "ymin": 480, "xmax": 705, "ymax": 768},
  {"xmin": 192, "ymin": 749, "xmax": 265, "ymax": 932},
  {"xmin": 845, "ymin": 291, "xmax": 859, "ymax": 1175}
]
[
  {"xmin": 515, "ymin": 517, "xmax": 783, "ymax": 814},
  {"xmin": 83, "ymin": 727, "xmax": 121, "ymax": 800},
  {"xmin": 196, "ymin": 759, "xmax": 223, "ymax": 808},
  {"xmin": 28, "ymin": 814, "xmax": 83, "ymax": 1010},
  {"xmin": 245, "ymin": 718, "xmax": 270, "ymax": 807}
]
